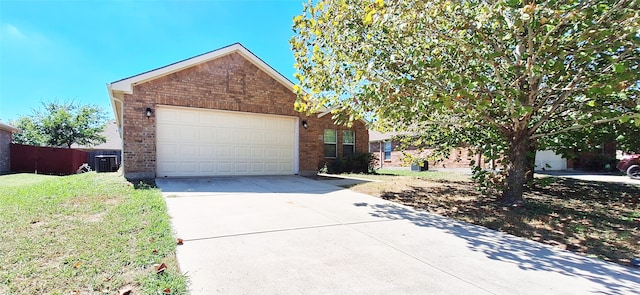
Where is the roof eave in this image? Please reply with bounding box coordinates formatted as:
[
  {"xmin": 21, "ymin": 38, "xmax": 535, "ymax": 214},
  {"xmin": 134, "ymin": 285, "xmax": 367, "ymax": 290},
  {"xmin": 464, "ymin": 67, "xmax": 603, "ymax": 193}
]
[
  {"xmin": 107, "ymin": 43, "xmax": 295, "ymax": 96},
  {"xmin": 0, "ymin": 123, "xmax": 20, "ymax": 133}
]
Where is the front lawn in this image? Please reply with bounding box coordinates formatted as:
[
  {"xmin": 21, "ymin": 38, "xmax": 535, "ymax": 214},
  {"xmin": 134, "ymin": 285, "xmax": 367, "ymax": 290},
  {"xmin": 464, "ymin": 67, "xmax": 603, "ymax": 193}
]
[
  {"xmin": 345, "ymin": 172, "xmax": 640, "ymax": 266},
  {"xmin": 0, "ymin": 173, "xmax": 186, "ymax": 294}
]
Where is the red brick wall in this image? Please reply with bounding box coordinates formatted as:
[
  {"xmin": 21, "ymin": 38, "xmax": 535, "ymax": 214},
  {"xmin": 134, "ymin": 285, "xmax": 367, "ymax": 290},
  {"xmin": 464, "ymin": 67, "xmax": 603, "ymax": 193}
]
[
  {"xmin": 303, "ymin": 115, "xmax": 369, "ymax": 172},
  {"xmin": 122, "ymin": 52, "xmax": 368, "ymax": 178}
]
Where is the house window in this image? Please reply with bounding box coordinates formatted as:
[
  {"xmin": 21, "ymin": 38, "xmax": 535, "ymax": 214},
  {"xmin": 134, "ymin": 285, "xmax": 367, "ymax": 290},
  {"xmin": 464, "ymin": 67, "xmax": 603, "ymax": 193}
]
[
  {"xmin": 324, "ymin": 129, "xmax": 337, "ymax": 158},
  {"xmin": 384, "ymin": 141, "xmax": 392, "ymax": 160},
  {"xmin": 343, "ymin": 130, "xmax": 355, "ymax": 157}
]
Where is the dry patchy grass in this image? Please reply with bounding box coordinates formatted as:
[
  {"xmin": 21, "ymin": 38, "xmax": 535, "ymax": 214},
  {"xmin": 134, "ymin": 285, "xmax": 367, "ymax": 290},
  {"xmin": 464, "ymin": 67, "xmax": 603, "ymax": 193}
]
[{"xmin": 0, "ymin": 173, "xmax": 186, "ymax": 294}]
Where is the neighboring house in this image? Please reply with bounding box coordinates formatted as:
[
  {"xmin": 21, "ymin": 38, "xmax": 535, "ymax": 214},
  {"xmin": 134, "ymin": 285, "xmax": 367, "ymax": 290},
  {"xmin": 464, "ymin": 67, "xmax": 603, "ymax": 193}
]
[
  {"xmin": 71, "ymin": 120, "xmax": 123, "ymax": 171},
  {"xmin": 107, "ymin": 43, "xmax": 368, "ymax": 179},
  {"xmin": 369, "ymin": 130, "xmax": 568, "ymax": 171},
  {"xmin": 369, "ymin": 130, "xmax": 483, "ymax": 170},
  {"xmin": 0, "ymin": 122, "xmax": 20, "ymax": 174}
]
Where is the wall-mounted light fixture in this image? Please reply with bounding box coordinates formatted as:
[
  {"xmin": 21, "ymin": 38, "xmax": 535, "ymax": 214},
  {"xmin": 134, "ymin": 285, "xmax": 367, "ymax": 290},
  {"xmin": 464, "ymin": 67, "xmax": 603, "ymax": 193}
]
[
  {"xmin": 145, "ymin": 107, "xmax": 153, "ymax": 118},
  {"xmin": 301, "ymin": 120, "xmax": 308, "ymax": 129}
]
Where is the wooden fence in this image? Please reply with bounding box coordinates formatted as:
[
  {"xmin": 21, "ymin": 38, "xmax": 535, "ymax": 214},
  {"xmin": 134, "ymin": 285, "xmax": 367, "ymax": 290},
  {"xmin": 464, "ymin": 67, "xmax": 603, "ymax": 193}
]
[{"xmin": 10, "ymin": 144, "xmax": 88, "ymax": 175}]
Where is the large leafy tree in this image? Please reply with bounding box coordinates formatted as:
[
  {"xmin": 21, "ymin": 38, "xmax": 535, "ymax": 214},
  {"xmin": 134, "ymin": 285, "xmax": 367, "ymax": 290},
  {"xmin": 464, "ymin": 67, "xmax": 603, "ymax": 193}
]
[
  {"xmin": 291, "ymin": 0, "xmax": 640, "ymax": 204},
  {"xmin": 12, "ymin": 101, "xmax": 108, "ymax": 148}
]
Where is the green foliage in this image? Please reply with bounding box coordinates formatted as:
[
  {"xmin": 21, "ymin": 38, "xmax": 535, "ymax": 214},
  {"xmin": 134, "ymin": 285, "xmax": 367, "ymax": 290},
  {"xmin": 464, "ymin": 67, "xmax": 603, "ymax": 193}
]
[
  {"xmin": 471, "ymin": 165, "xmax": 507, "ymax": 196},
  {"xmin": 327, "ymin": 152, "xmax": 376, "ymax": 174},
  {"xmin": 292, "ymin": 0, "xmax": 640, "ymax": 203},
  {"xmin": 11, "ymin": 101, "xmax": 108, "ymax": 148}
]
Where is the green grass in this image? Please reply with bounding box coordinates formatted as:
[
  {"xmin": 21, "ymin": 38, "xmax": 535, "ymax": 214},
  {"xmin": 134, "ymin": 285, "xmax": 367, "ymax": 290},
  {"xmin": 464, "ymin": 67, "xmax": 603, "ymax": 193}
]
[
  {"xmin": 0, "ymin": 172, "xmax": 187, "ymax": 294},
  {"xmin": 0, "ymin": 173, "xmax": 57, "ymax": 187}
]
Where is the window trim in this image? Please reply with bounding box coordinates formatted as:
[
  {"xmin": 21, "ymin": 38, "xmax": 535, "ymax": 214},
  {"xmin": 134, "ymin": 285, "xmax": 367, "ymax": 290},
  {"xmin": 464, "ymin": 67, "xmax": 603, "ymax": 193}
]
[
  {"xmin": 384, "ymin": 141, "xmax": 392, "ymax": 160},
  {"xmin": 342, "ymin": 130, "xmax": 355, "ymax": 156},
  {"xmin": 323, "ymin": 129, "xmax": 337, "ymax": 158}
]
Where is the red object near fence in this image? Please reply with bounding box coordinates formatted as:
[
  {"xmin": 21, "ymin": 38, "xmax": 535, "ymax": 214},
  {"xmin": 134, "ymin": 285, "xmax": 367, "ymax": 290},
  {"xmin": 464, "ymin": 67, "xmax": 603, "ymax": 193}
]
[{"xmin": 10, "ymin": 144, "xmax": 88, "ymax": 175}]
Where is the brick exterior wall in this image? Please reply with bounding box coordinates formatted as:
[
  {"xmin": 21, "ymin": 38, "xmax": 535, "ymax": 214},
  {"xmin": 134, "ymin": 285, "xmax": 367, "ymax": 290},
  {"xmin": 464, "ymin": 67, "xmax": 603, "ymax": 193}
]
[
  {"xmin": 369, "ymin": 141, "xmax": 484, "ymax": 170},
  {"xmin": 121, "ymin": 52, "xmax": 367, "ymax": 179},
  {"xmin": 0, "ymin": 130, "xmax": 11, "ymax": 173}
]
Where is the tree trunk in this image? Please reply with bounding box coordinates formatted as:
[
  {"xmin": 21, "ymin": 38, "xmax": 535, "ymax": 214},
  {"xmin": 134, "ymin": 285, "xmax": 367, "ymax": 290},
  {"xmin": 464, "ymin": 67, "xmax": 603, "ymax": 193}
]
[
  {"xmin": 502, "ymin": 130, "xmax": 529, "ymax": 206},
  {"xmin": 525, "ymin": 139, "xmax": 537, "ymax": 185}
]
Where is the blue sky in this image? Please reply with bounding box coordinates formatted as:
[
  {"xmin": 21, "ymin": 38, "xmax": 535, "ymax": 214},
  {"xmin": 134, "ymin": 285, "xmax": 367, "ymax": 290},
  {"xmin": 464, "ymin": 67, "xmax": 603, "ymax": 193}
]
[{"xmin": 0, "ymin": 0, "xmax": 302, "ymax": 122}]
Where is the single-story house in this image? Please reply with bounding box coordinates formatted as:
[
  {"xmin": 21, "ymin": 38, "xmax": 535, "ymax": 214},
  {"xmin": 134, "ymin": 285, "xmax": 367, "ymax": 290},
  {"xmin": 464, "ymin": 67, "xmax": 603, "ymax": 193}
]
[
  {"xmin": 369, "ymin": 130, "xmax": 483, "ymax": 170},
  {"xmin": 71, "ymin": 120, "xmax": 122, "ymax": 171},
  {"xmin": 0, "ymin": 122, "xmax": 20, "ymax": 174},
  {"xmin": 369, "ymin": 130, "xmax": 568, "ymax": 171},
  {"xmin": 107, "ymin": 43, "xmax": 368, "ymax": 179}
]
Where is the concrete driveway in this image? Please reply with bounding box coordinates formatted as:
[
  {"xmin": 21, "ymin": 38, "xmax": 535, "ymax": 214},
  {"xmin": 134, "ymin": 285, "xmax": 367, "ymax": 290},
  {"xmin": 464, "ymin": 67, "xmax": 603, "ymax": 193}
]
[
  {"xmin": 157, "ymin": 176, "xmax": 639, "ymax": 294},
  {"xmin": 537, "ymin": 170, "xmax": 640, "ymax": 185}
]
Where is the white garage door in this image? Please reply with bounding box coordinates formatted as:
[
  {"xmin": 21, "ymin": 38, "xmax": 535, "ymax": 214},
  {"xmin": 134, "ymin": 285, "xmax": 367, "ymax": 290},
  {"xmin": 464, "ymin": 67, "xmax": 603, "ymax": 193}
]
[
  {"xmin": 156, "ymin": 106, "xmax": 297, "ymax": 177},
  {"xmin": 535, "ymin": 150, "xmax": 567, "ymax": 171}
]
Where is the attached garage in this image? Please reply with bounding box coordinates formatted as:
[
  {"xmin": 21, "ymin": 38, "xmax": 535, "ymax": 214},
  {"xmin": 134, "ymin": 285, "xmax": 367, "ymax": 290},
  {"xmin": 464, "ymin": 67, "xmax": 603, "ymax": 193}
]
[
  {"xmin": 107, "ymin": 43, "xmax": 369, "ymax": 180},
  {"xmin": 156, "ymin": 106, "xmax": 297, "ymax": 177},
  {"xmin": 535, "ymin": 150, "xmax": 567, "ymax": 171}
]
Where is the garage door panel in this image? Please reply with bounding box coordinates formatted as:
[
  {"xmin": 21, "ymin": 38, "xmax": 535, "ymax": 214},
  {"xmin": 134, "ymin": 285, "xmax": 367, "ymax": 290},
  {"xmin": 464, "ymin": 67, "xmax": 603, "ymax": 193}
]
[
  {"xmin": 157, "ymin": 144, "xmax": 177, "ymax": 155},
  {"xmin": 218, "ymin": 146, "xmax": 234, "ymax": 157},
  {"xmin": 158, "ymin": 126, "xmax": 179, "ymax": 140},
  {"xmin": 234, "ymin": 132, "xmax": 249, "ymax": 144},
  {"xmin": 199, "ymin": 128, "xmax": 215, "ymax": 143},
  {"xmin": 265, "ymin": 148, "xmax": 279, "ymax": 157},
  {"xmin": 250, "ymin": 132, "xmax": 264, "ymax": 144},
  {"xmin": 280, "ymin": 163, "xmax": 293, "ymax": 171},
  {"xmin": 218, "ymin": 162, "xmax": 233, "ymax": 173},
  {"xmin": 251, "ymin": 148, "xmax": 265, "ymax": 159},
  {"xmin": 199, "ymin": 146, "xmax": 214, "ymax": 156},
  {"xmin": 180, "ymin": 111, "xmax": 199, "ymax": 124},
  {"xmin": 235, "ymin": 163, "xmax": 249, "ymax": 173},
  {"xmin": 161, "ymin": 109, "xmax": 181, "ymax": 123},
  {"xmin": 158, "ymin": 162, "xmax": 178, "ymax": 173},
  {"xmin": 180, "ymin": 145, "xmax": 198, "ymax": 157},
  {"xmin": 199, "ymin": 112, "xmax": 218, "ymax": 124},
  {"xmin": 180, "ymin": 162, "xmax": 197, "ymax": 172},
  {"xmin": 235, "ymin": 147, "xmax": 249, "ymax": 157},
  {"xmin": 156, "ymin": 107, "xmax": 296, "ymax": 177},
  {"xmin": 219, "ymin": 129, "xmax": 233, "ymax": 142},
  {"xmin": 199, "ymin": 162, "xmax": 215, "ymax": 172},
  {"xmin": 280, "ymin": 148, "xmax": 294, "ymax": 158},
  {"xmin": 251, "ymin": 163, "xmax": 264, "ymax": 172},
  {"xmin": 181, "ymin": 128, "xmax": 198, "ymax": 141},
  {"xmin": 265, "ymin": 163, "xmax": 279, "ymax": 173}
]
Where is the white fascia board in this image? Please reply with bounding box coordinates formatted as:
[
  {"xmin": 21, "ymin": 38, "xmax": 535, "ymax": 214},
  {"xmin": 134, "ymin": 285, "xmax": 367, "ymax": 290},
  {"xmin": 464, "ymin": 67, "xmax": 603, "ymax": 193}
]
[
  {"xmin": 0, "ymin": 122, "xmax": 20, "ymax": 133},
  {"xmin": 106, "ymin": 83, "xmax": 124, "ymax": 133},
  {"xmin": 317, "ymin": 106, "xmax": 338, "ymax": 118}
]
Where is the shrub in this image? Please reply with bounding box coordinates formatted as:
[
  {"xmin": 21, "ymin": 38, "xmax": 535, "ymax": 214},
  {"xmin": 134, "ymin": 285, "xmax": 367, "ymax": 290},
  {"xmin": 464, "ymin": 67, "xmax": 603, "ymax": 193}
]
[
  {"xmin": 579, "ymin": 154, "xmax": 617, "ymax": 171},
  {"xmin": 327, "ymin": 152, "xmax": 376, "ymax": 174}
]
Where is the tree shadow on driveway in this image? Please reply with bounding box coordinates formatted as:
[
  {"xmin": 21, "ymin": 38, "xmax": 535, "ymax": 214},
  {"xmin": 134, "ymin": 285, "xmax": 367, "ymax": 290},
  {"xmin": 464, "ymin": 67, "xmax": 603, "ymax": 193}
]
[{"xmin": 366, "ymin": 203, "xmax": 640, "ymax": 295}]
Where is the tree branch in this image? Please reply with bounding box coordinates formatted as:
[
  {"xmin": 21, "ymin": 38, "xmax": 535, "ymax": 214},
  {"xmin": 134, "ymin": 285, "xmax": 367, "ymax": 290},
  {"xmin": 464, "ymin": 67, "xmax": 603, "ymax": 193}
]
[
  {"xmin": 528, "ymin": 67, "xmax": 585, "ymax": 135},
  {"xmin": 531, "ymin": 113, "xmax": 640, "ymax": 139}
]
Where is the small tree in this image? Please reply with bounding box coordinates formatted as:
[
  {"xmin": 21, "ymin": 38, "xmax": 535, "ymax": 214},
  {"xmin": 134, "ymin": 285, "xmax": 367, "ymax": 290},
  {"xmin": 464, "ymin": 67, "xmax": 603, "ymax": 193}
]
[{"xmin": 11, "ymin": 101, "xmax": 108, "ymax": 148}]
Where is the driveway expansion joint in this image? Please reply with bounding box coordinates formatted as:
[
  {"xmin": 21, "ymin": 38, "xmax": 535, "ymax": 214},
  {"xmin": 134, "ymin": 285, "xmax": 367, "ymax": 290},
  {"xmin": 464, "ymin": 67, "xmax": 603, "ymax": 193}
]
[{"xmin": 182, "ymin": 219, "xmax": 398, "ymax": 242}]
